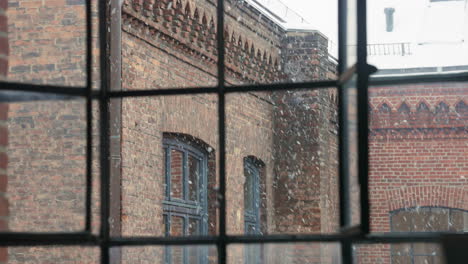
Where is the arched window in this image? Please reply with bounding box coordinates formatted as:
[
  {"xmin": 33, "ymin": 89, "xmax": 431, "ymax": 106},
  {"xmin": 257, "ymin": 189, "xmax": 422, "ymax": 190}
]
[
  {"xmin": 244, "ymin": 157, "xmax": 264, "ymax": 264},
  {"xmin": 390, "ymin": 207, "xmax": 468, "ymax": 264},
  {"xmin": 163, "ymin": 135, "xmax": 210, "ymax": 264},
  {"xmin": 244, "ymin": 158, "xmax": 261, "ymax": 235}
]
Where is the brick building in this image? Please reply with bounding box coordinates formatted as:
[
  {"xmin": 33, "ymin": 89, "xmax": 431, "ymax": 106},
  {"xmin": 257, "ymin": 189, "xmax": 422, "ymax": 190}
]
[{"xmin": 2, "ymin": 0, "xmax": 468, "ymax": 264}]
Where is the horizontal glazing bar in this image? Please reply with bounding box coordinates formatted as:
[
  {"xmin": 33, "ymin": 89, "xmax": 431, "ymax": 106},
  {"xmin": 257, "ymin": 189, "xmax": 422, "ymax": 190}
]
[
  {"xmin": 370, "ymin": 72, "xmax": 468, "ymax": 86},
  {"xmin": 2, "ymin": 232, "xmax": 465, "ymax": 246},
  {"xmin": 107, "ymin": 81, "xmax": 337, "ymax": 98},
  {"xmin": 0, "ymin": 233, "xmax": 97, "ymax": 246},
  {"xmin": 0, "ymin": 82, "xmax": 87, "ymax": 96}
]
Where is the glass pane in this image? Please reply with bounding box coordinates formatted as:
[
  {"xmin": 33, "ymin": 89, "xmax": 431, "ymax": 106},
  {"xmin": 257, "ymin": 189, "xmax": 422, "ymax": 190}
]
[
  {"xmin": 450, "ymin": 210, "xmax": 468, "ymax": 231},
  {"xmin": 188, "ymin": 217, "xmax": 199, "ymax": 235},
  {"xmin": 354, "ymin": 244, "xmax": 446, "ymax": 264},
  {"xmin": 5, "ymin": 246, "xmax": 99, "ymax": 263},
  {"xmin": 1, "ymin": 93, "xmax": 87, "ymax": 232},
  {"xmin": 391, "ymin": 211, "xmax": 411, "ymax": 232},
  {"xmin": 188, "ymin": 154, "xmax": 200, "ymax": 202},
  {"xmin": 414, "ymin": 243, "xmax": 441, "ymax": 257},
  {"xmin": 414, "ymin": 256, "xmax": 434, "ymax": 264},
  {"xmin": 367, "ymin": 0, "xmax": 468, "ymax": 72},
  {"xmin": 369, "ymin": 81, "xmax": 468, "ymax": 234},
  {"xmin": 6, "ymin": 0, "xmax": 87, "ymax": 86},
  {"xmin": 170, "ymin": 215, "xmax": 185, "ymax": 237},
  {"xmin": 244, "ymin": 165, "xmax": 254, "ymax": 213},
  {"xmin": 229, "ymin": 243, "xmax": 341, "ymax": 264},
  {"xmin": 226, "ymin": 88, "xmax": 339, "ymax": 235},
  {"xmin": 121, "ymin": 0, "xmax": 217, "ymax": 90},
  {"xmin": 392, "ymin": 256, "xmax": 412, "ymax": 264},
  {"xmin": 392, "ymin": 243, "xmax": 411, "ymax": 256},
  {"xmin": 123, "ymin": 246, "xmax": 217, "ymax": 264},
  {"xmin": 224, "ymin": 0, "xmax": 338, "ymax": 87},
  {"xmin": 118, "ymin": 95, "xmax": 218, "ymax": 237},
  {"xmin": 170, "ymin": 149, "xmax": 184, "ymax": 200}
]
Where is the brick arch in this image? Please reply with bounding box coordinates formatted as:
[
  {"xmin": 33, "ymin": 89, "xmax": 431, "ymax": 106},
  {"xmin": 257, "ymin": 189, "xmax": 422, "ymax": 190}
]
[
  {"xmin": 415, "ymin": 98, "xmax": 431, "ymax": 112},
  {"xmin": 396, "ymin": 101, "xmax": 411, "ymax": 113},
  {"xmin": 455, "ymin": 99, "xmax": 467, "ymax": 113},
  {"xmin": 376, "ymin": 100, "xmax": 394, "ymax": 113},
  {"xmin": 385, "ymin": 186, "xmax": 468, "ymax": 212},
  {"xmin": 243, "ymin": 155, "xmax": 267, "ymax": 233},
  {"xmin": 434, "ymin": 100, "xmax": 450, "ymax": 113}
]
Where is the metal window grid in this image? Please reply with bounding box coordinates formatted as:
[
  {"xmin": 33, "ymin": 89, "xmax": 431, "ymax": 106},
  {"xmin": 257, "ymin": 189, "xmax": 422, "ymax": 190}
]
[{"xmin": 0, "ymin": 0, "xmax": 467, "ymax": 263}]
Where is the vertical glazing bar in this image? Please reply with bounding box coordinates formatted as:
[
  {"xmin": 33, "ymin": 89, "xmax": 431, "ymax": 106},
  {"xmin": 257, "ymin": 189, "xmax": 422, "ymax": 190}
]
[
  {"xmin": 216, "ymin": 0, "xmax": 226, "ymax": 263},
  {"xmin": 338, "ymin": 0, "xmax": 353, "ymax": 263},
  {"xmin": 356, "ymin": 0, "xmax": 370, "ymax": 235},
  {"xmin": 99, "ymin": 0, "xmax": 110, "ymax": 263},
  {"xmin": 338, "ymin": 0, "xmax": 351, "ymax": 229},
  {"xmin": 85, "ymin": 0, "xmax": 93, "ymax": 233}
]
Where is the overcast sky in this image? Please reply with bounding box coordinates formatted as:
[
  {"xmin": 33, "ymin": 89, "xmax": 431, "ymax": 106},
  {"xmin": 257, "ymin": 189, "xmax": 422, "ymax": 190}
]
[
  {"xmin": 276, "ymin": 0, "xmax": 338, "ymax": 42},
  {"xmin": 263, "ymin": 0, "xmax": 468, "ymax": 68}
]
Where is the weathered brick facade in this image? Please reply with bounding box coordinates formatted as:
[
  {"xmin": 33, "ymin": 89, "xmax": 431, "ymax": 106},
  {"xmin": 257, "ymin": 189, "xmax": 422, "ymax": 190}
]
[
  {"xmin": 357, "ymin": 82, "xmax": 468, "ymax": 263},
  {"xmin": 2, "ymin": 0, "xmax": 467, "ymax": 263}
]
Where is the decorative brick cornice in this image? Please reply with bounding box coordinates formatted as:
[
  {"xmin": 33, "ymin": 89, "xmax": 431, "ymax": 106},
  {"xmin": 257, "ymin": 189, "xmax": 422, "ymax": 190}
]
[
  {"xmin": 369, "ymin": 98, "xmax": 467, "ymax": 138},
  {"xmin": 123, "ymin": 0, "xmax": 286, "ymax": 84}
]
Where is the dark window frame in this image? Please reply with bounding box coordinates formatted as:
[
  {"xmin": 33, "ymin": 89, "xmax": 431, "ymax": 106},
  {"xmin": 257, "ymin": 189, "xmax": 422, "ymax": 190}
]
[
  {"xmin": 0, "ymin": 0, "xmax": 467, "ymax": 264},
  {"xmin": 244, "ymin": 157, "xmax": 261, "ymax": 235},
  {"xmin": 163, "ymin": 136, "xmax": 210, "ymax": 264},
  {"xmin": 243, "ymin": 157, "xmax": 265, "ymax": 264}
]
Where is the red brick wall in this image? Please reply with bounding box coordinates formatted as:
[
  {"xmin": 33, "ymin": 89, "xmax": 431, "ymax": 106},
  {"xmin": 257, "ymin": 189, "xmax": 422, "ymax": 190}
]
[
  {"xmin": 357, "ymin": 82, "xmax": 468, "ymax": 263},
  {"xmin": 5, "ymin": 0, "xmax": 100, "ymax": 263},
  {"xmin": 121, "ymin": 1, "xmax": 338, "ymax": 262},
  {"xmin": 7, "ymin": 0, "xmax": 88, "ymax": 86},
  {"xmin": 6, "ymin": 0, "xmax": 339, "ymax": 263}
]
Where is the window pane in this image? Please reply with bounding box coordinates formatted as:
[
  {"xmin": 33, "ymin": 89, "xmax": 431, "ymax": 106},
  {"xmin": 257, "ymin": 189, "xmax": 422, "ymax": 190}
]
[
  {"xmin": 170, "ymin": 215, "xmax": 185, "ymax": 237},
  {"xmin": 188, "ymin": 154, "xmax": 200, "ymax": 202},
  {"xmin": 6, "ymin": 0, "xmax": 87, "ymax": 86},
  {"xmin": 244, "ymin": 165, "xmax": 254, "ymax": 213},
  {"xmin": 392, "ymin": 256, "xmax": 412, "ymax": 264},
  {"xmin": 2, "ymin": 93, "xmax": 87, "ymax": 232},
  {"xmin": 226, "ymin": 88, "xmax": 340, "ymax": 235},
  {"xmin": 229, "ymin": 243, "xmax": 341, "ymax": 264},
  {"xmin": 391, "ymin": 243, "xmax": 411, "ymax": 256},
  {"xmin": 414, "ymin": 256, "xmax": 434, "ymax": 264},
  {"xmin": 450, "ymin": 210, "xmax": 468, "ymax": 231},
  {"xmin": 118, "ymin": 95, "xmax": 217, "ymax": 237},
  {"xmin": 224, "ymin": 0, "xmax": 338, "ymax": 87},
  {"xmin": 123, "ymin": 246, "xmax": 217, "ymax": 264},
  {"xmin": 188, "ymin": 217, "xmax": 199, "ymax": 236},
  {"xmin": 354, "ymin": 244, "xmax": 446, "ymax": 264},
  {"xmin": 391, "ymin": 211, "xmax": 411, "ymax": 232},
  {"xmin": 369, "ymin": 81, "xmax": 468, "ymax": 234},
  {"xmin": 170, "ymin": 149, "xmax": 184, "ymax": 200},
  {"xmin": 367, "ymin": 0, "xmax": 468, "ymax": 72},
  {"xmin": 414, "ymin": 243, "xmax": 441, "ymax": 257},
  {"xmin": 121, "ymin": 0, "xmax": 217, "ymax": 90}
]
